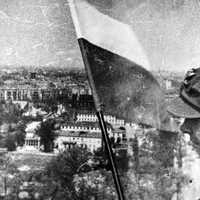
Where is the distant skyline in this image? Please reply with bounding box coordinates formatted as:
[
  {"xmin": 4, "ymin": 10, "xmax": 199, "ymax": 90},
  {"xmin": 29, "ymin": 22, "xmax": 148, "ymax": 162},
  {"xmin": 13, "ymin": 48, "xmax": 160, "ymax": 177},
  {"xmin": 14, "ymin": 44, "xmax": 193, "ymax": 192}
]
[{"xmin": 0, "ymin": 0, "xmax": 200, "ymax": 72}]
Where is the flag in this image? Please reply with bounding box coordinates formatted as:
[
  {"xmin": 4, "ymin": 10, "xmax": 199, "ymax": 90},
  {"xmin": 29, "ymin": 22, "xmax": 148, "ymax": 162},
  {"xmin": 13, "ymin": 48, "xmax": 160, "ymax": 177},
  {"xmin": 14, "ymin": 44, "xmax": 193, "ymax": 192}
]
[{"xmin": 68, "ymin": 0, "xmax": 176, "ymax": 131}]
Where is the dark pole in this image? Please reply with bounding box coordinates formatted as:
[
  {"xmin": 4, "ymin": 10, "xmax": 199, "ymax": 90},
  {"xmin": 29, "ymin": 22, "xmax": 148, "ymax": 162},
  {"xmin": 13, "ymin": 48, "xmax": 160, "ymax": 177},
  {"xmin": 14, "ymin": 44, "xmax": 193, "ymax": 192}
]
[
  {"xmin": 67, "ymin": 1, "xmax": 125, "ymax": 198},
  {"xmin": 96, "ymin": 111, "xmax": 125, "ymax": 200},
  {"xmin": 78, "ymin": 39, "xmax": 125, "ymax": 200}
]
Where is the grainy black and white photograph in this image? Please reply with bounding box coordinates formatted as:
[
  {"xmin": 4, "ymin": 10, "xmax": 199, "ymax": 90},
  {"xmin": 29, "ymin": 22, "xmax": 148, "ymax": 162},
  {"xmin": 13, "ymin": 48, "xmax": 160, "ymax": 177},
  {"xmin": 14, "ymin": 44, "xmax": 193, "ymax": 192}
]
[{"xmin": 0, "ymin": 0, "xmax": 200, "ymax": 199}]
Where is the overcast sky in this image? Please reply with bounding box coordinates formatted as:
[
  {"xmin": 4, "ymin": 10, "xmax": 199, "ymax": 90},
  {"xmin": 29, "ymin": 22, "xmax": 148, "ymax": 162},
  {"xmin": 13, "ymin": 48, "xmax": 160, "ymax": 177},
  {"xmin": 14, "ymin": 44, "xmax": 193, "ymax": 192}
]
[{"xmin": 1, "ymin": 0, "xmax": 200, "ymax": 72}]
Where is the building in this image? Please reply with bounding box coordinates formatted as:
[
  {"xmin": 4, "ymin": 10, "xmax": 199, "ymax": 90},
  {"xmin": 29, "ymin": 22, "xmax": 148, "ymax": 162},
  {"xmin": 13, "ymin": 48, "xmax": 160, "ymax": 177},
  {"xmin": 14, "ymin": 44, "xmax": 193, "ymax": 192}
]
[
  {"xmin": 0, "ymin": 86, "xmax": 72, "ymax": 102},
  {"xmin": 23, "ymin": 103, "xmax": 47, "ymax": 117},
  {"xmin": 22, "ymin": 122, "xmax": 41, "ymax": 151},
  {"xmin": 164, "ymin": 79, "xmax": 173, "ymax": 90},
  {"xmin": 55, "ymin": 131, "xmax": 102, "ymax": 152},
  {"xmin": 55, "ymin": 121, "xmax": 127, "ymax": 152},
  {"xmin": 111, "ymin": 128, "xmax": 126, "ymax": 142},
  {"xmin": 76, "ymin": 112, "xmax": 125, "ymax": 127},
  {"xmin": 124, "ymin": 123, "xmax": 140, "ymax": 139},
  {"xmin": 21, "ymin": 119, "xmax": 127, "ymax": 153},
  {"xmin": 71, "ymin": 94, "xmax": 94, "ymax": 110},
  {"xmin": 60, "ymin": 121, "xmax": 113, "ymax": 134}
]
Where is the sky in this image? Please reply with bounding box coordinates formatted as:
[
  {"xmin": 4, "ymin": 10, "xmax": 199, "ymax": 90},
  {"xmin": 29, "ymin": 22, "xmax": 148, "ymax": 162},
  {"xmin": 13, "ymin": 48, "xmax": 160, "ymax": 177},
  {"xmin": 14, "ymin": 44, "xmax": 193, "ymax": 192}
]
[{"xmin": 1, "ymin": 0, "xmax": 200, "ymax": 71}]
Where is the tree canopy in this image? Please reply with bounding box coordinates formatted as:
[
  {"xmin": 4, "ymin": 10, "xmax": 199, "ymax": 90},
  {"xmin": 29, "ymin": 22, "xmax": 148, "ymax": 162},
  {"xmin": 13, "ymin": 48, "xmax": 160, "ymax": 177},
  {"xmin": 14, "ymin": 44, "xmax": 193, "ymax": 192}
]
[{"xmin": 35, "ymin": 119, "xmax": 57, "ymax": 152}]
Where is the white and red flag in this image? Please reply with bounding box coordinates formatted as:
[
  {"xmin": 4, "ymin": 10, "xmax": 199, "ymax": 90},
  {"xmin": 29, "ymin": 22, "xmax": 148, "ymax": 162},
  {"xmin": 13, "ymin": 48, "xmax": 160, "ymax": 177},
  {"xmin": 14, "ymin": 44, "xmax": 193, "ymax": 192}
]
[{"xmin": 68, "ymin": 0, "xmax": 175, "ymax": 131}]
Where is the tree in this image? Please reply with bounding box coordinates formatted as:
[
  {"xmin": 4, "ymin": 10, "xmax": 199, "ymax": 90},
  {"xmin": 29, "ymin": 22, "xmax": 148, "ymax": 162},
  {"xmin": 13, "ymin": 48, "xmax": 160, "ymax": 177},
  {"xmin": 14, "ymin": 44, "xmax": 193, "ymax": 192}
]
[
  {"xmin": 12, "ymin": 122, "xmax": 26, "ymax": 147},
  {"xmin": 36, "ymin": 99, "xmax": 58, "ymax": 113},
  {"xmin": 2, "ymin": 101, "xmax": 23, "ymax": 123},
  {"xmin": 4, "ymin": 147, "xmax": 91, "ymax": 200},
  {"xmin": 14, "ymin": 127, "xmax": 26, "ymax": 147},
  {"xmin": 131, "ymin": 136, "xmax": 139, "ymax": 174},
  {"xmin": 5, "ymin": 147, "xmax": 118, "ymax": 200},
  {"xmin": 35, "ymin": 119, "xmax": 57, "ymax": 152},
  {"xmin": 41, "ymin": 147, "xmax": 119, "ymax": 200},
  {"xmin": 93, "ymin": 145, "xmax": 129, "ymax": 174},
  {"xmin": 126, "ymin": 129, "xmax": 188, "ymax": 200},
  {"xmin": 0, "ymin": 121, "xmax": 26, "ymax": 151},
  {"xmin": 4, "ymin": 135, "xmax": 16, "ymax": 151},
  {"xmin": 0, "ymin": 153, "xmax": 18, "ymax": 199},
  {"xmin": 34, "ymin": 147, "xmax": 92, "ymax": 200}
]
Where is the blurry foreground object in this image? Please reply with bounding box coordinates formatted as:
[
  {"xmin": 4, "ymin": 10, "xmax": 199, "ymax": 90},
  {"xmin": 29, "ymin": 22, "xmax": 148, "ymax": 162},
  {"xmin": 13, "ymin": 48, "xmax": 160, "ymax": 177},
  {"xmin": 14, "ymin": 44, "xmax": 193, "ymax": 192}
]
[
  {"xmin": 168, "ymin": 67, "xmax": 200, "ymax": 144},
  {"xmin": 168, "ymin": 67, "xmax": 200, "ymax": 200},
  {"xmin": 168, "ymin": 67, "xmax": 200, "ymax": 119}
]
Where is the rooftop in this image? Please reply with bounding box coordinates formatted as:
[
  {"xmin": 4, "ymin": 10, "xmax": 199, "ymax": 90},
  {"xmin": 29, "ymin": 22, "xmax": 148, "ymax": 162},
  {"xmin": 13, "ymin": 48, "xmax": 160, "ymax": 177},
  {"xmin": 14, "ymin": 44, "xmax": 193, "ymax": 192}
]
[
  {"xmin": 25, "ymin": 121, "xmax": 41, "ymax": 133},
  {"xmin": 56, "ymin": 130, "xmax": 102, "ymax": 138}
]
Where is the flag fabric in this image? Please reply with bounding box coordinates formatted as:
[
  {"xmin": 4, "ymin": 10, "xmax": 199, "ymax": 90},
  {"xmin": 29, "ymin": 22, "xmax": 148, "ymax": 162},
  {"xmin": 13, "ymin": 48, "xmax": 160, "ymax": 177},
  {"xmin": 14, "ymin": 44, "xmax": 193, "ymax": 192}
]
[{"xmin": 69, "ymin": 0, "xmax": 177, "ymax": 131}]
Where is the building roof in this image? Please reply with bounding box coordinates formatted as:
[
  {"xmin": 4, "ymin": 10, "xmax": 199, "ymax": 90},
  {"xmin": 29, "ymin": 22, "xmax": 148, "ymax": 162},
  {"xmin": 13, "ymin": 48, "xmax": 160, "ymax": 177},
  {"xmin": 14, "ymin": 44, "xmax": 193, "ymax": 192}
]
[
  {"xmin": 56, "ymin": 130, "xmax": 102, "ymax": 139},
  {"xmin": 77, "ymin": 110, "xmax": 115, "ymax": 117},
  {"xmin": 25, "ymin": 121, "xmax": 41, "ymax": 133}
]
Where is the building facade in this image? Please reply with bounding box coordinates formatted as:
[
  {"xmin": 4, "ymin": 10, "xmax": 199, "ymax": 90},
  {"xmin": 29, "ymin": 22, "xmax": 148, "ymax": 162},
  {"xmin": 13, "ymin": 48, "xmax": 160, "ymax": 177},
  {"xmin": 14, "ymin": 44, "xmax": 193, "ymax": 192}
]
[
  {"xmin": 55, "ymin": 131, "xmax": 102, "ymax": 152},
  {"xmin": 0, "ymin": 87, "xmax": 71, "ymax": 102},
  {"xmin": 76, "ymin": 113, "xmax": 125, "ymax": 127},
  {"xmin": 56, "ymin": 121, "xmax": 127, "ymax": 152},
  {"xmin": 60, "ymin": 121, "xmax": 112, "ymax": 134},
  {"xmin": 22, "ymin": 122, "xmax": 41, "ymax": 151}
]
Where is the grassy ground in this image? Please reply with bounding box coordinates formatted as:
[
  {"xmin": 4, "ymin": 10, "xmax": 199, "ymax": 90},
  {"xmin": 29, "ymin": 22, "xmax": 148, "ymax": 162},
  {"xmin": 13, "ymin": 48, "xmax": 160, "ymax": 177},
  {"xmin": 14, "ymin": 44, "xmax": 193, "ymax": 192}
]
[
  {"xmin": 0, "ymin": 151, "xmax": 55, "ymax": 197},
  {"xmin": 8, "ymin": 151, "xmax": 55, "ymax": 171}
]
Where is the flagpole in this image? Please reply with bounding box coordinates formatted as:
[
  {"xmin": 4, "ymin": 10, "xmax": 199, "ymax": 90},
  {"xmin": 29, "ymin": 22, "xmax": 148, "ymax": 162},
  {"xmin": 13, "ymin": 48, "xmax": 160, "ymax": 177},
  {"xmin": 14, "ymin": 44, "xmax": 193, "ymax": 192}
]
[
  {"xmin": 68, "ymin": 1, "xmax": 125, "ymax": 199},
  {"xmin": 96, "ymin": 111, "xmax": 126, "ymax": 200},
  {"xmin": 78, "ymin": 38, "xmax": 126, "ymax": 200}
]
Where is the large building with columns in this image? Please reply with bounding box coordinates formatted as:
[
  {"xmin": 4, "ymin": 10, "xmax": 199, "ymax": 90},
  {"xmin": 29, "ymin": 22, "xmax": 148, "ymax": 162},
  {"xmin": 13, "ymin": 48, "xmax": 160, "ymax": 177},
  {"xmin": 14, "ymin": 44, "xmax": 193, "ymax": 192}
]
[{"xmin": 23, "ymin": 121, "xmax": 41, "ymax": 151}]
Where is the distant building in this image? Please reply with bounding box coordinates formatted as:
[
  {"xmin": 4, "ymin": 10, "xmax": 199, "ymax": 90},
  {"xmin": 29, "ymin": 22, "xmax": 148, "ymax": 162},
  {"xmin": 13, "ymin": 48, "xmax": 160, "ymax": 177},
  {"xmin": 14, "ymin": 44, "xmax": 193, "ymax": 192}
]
[
  {"xmin": 23, "ymin": 122, "xmax": 41, "ymax": 151},
  {"xmin": 165, "ymin": 79, "xmax": 172, "ymax": 90},
  {"xmin": 21, "ymin": 119, "xmax": 127, "ymax": 154},
  {"xmin": 23, "ymin": 103, "xmax": 47, "ymax": 117},
  {"xmin": 76, "ymin": 112, "xmax": 125, "ymax": 127},
  {"xmin": 124, "ymin": 123, "xmax": 140, "ymax": 139},
  {"xmin": 111, "ymin": 128, "xmax": 126, "ymax": 142},
  {"xmin": 60, "ymin": 121, "xmax": 112, "ymax": 134},
  {"xmin": 55, "ymin": 121, "xmax": 127, "ymax": 152},
  {"xmin": 71, "ymin": 94, "xmax": 94, "ymax": 110},
  {"xmin": 0, "ymin": 86, "xmax": 72, "ymax": 102},
  {"xmin": 0, "ymin": 148, "xmax": 7, "ymax": 154},
  {"xmin": 55, "ymin": 131, "xmax": 102, "ymax": 152},
  {"xmin": 30, "ymin": 72, "xmax": 36, "ymax": 79}
]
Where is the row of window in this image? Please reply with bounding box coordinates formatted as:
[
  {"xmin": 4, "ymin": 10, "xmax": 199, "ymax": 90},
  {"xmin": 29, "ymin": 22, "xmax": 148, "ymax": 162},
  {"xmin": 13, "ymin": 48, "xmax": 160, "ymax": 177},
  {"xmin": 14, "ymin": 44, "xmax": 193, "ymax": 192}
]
[
  {"xmin": 25, "ymin": 139, "xmax": 40, "ymax": 146},
  {"xmin": 70, "ymin": 137, "xmax": 101, "ymax": 143},
  {"xmin": 62, "ymin": 126, "xmax": 102, "ymax": 131},
  {"xmin": 62, "ymin": 143, "xmax": 100, "ymax": 151},
  {"xmin": 77, "ymin": 116, "xmax": 124, "ymax": 125}
]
